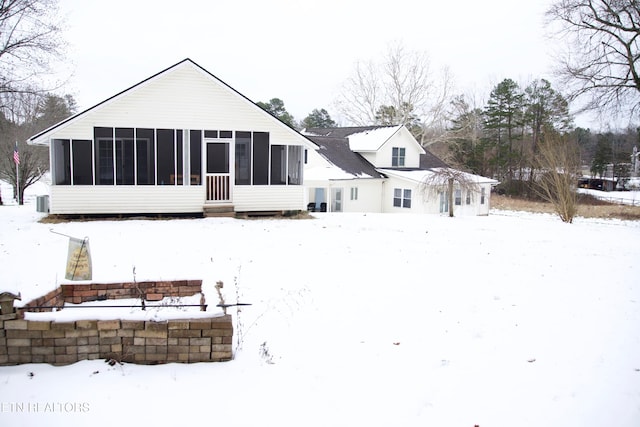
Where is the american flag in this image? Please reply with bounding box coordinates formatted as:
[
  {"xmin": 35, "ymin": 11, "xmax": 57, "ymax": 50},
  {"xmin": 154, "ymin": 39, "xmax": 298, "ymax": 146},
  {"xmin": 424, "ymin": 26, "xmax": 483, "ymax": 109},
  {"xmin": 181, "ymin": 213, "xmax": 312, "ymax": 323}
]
[{"xmin": 13, "ymin": 142, "xmax": 19, "ymax": 165}]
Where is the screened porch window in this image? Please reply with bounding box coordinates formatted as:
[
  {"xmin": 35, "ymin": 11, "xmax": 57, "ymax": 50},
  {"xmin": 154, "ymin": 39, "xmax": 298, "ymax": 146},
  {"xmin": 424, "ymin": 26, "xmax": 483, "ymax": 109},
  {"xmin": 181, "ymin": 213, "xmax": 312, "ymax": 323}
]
[
  {"xmin": 94, "ymin": 127, "xmax": 114, "ymax": 185},
  {"xmin": 52, "ymin": 139, "xmax": 93, "ymax": 185}
]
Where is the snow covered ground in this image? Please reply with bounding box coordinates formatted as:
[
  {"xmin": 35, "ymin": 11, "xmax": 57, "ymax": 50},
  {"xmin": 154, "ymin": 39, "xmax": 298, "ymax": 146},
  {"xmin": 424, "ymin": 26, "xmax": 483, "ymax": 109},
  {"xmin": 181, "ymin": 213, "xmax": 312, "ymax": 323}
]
[
  {"xmin": 579, "ymin": 188, "xmax": 640, "ymax": 206},
  {"xmin": 0, "ymin": 196, "xmax": 639, "ymax": 427}
]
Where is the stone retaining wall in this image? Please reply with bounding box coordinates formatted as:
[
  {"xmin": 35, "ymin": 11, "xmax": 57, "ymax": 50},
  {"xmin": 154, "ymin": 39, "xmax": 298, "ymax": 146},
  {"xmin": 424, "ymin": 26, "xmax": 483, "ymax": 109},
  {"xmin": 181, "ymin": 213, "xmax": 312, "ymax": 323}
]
[
  {"xmin": 0, "ymin": 315, "xmax": 233, "ymax": 366},
  {"xmin": 0, "ymin": 279, "xmax": 233, "ymax": 366}
]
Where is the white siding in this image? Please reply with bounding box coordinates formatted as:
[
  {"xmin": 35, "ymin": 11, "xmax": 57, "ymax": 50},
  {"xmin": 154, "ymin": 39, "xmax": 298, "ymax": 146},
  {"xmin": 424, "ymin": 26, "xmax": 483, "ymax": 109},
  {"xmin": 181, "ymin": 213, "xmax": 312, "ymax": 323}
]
[
  {"xmin": 365, "ymin": 128, "xmax": 424, "ymax": 168},
  {"xmin": 48, "ymin": 63, "xmax": 305, "ymax": 146},
  {"xmin": 233, "ymin": 186, "xmax": 306, "ymax": 212},
  {"xmin": 50, "ymin": 186, "xmax": 203, "ymax": 214}
]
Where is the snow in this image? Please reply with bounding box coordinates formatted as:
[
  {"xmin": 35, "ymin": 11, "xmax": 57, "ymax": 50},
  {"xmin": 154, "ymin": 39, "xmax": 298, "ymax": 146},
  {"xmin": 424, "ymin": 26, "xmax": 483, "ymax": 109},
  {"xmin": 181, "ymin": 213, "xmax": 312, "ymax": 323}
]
[
  {"xmin": 22, "ymin": 295, "xmax": 220, "ymax": 322},
  {"xmin": 1, "ymin": 198, "xmax": 639, "ymax": 427},
  {"xmin": 382, "ymin": 167, "xmax": 500, "ymax": 185},
  {"xmin": 347, "ymin": 125, "xmax": 402, "ymax": 151},
  {"xmin": 579, "ymin": 188, "xmax": 640, "ymax": 206}
]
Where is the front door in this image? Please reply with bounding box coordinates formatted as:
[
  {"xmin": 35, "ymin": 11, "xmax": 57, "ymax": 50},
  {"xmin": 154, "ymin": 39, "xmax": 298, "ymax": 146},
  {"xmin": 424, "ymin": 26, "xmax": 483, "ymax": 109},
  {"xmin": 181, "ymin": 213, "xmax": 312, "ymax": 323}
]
[
  {"xmin": 439, "ymin": 191, "xmax": 449, "ymax": 213},
  {"xmin": 331, "ymin": 187, "xmax": 343, "ymax": 212},
  {"xmin": 206, "ymin": 142, "xmax": 231, "ymax": 202}
]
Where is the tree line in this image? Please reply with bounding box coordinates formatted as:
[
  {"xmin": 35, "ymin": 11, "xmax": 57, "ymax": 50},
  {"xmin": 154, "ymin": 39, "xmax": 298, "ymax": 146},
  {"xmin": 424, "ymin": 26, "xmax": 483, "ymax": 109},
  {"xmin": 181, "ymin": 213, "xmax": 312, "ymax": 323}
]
[{"xmin": 1, "ymin": 0, "xmax": 638, "ymax": 215}]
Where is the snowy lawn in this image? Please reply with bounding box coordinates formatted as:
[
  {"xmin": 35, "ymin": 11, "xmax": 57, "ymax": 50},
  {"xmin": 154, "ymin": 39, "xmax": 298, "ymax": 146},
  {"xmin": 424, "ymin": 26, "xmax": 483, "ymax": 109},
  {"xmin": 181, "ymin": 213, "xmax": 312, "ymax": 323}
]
[{"xmin": 0, "ymin": 201, "xmax": 639, "ymax": 427}]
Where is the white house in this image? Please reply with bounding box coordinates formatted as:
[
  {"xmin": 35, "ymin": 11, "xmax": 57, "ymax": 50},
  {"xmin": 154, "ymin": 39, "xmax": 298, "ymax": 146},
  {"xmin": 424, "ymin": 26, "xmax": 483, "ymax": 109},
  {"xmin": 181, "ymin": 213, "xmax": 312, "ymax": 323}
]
[
  {"xmin": 303, "ymin": 125, "xmax": 498, "ymax": 215},
  {"xmin": 28, "ymin": 59, "xmax": 317, "ymax": 216}
]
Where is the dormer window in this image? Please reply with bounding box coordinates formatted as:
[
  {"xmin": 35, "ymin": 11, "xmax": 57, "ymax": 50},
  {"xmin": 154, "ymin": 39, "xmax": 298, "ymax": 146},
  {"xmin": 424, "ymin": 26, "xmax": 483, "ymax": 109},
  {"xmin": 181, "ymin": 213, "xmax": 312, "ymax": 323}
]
[{"xmin": 392, "ymin": 147, "xmax": 405, "ymax": 167}]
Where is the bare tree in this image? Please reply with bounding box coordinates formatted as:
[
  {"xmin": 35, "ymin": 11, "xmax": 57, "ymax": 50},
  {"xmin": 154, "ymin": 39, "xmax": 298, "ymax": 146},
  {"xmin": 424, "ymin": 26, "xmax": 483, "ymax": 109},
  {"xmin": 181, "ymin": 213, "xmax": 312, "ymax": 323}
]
[
  {"xmin": 546, "ymin": 0, "xmax": 640, "ymax": 118},
  {"xmin": 0, "ymin": 92, "xmax": 75, "ymax": 204},
  {"xmin": 534, "ymin": 130, "xmax": 580, "ymax": 223},
  {"xmin": 334, "ymin": 41, "xmax": 454, "ymax": 144},
  {"xmin": 0, "ymin": 0, "xmax": 64, "ymax": 101},
  {"xmin": 420, "ymin": 167, "xmax": 481, "ymax": 217}
]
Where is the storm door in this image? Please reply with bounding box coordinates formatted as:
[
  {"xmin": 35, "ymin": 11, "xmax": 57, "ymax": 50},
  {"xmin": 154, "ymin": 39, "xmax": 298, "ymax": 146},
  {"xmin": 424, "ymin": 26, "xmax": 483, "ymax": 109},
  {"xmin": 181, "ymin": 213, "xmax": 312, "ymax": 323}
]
[{"xmin": 206, "ymin": 142, "xmax": 231, "ymax": 202}]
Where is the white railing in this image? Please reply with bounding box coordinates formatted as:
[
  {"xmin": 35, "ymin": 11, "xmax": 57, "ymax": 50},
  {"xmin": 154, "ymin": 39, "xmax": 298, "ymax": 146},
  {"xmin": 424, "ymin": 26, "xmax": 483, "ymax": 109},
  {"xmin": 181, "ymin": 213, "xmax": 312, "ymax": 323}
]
[{"xmin": 206, "ymin": 174, "xmax": 231, "ymax": 202}]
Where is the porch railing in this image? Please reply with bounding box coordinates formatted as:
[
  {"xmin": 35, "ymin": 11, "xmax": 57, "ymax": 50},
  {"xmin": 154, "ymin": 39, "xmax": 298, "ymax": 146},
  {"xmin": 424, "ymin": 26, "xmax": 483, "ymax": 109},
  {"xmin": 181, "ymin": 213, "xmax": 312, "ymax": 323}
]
[{"xmin": 206, "ymin": 174, "xmax": 231, "ymax": 202}]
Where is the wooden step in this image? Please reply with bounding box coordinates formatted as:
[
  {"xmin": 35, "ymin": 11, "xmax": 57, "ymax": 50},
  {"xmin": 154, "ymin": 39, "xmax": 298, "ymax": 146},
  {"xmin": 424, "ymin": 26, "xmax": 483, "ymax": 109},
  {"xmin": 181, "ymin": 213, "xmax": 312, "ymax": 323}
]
[{"xmin": 203, "ymin": 204, "xmax": 236, "ymax": 218}]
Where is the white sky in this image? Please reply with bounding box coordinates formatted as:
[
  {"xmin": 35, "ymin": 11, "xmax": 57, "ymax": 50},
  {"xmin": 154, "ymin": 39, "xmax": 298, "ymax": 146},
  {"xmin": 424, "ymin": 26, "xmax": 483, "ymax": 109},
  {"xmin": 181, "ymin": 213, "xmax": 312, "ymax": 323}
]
[{"xmin": 57, "ymin": 0, "xmax": 582, "ymax": 126}]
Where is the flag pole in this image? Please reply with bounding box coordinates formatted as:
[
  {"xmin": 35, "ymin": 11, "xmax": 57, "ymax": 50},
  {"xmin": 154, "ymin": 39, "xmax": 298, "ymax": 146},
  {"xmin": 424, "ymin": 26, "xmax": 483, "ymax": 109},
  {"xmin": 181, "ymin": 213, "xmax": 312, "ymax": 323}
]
[
  {"xmin": 12, "ymin": 141, "xmax": 21, "ymax": 204},
  {"xmin": 15, "ymin": 142, "xmax": 20, "ymax": 205}
]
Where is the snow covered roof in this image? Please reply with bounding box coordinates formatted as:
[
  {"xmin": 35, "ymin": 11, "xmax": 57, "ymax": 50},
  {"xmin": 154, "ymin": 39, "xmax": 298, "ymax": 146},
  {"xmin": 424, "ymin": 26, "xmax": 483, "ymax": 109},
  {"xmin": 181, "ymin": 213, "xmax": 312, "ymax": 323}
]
[
  {"xmin": 305, "ymin": 135, "xmax": 385, "ymax": 180},
  {"xmin": 303, "ymin": 125, "xmax": 402, "ymax": 152},
  {"xmin": 380, "ymin": 167, "xmax": 499, "ymax": 185}
]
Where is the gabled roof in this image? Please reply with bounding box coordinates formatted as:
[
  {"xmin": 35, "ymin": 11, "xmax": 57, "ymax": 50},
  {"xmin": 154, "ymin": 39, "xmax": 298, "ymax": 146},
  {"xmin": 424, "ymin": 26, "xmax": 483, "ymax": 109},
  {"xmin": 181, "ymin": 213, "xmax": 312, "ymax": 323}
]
[
  {"xmin": 306, "ymin": 135, "xmax": 384, "ymax": 179},
  {"xmin": 28, "ymin": 58, "xmax": 318, "ymax": 149},
  {"xmin": 304, "ymin": 125, "xmax": 402, "ymax": 152}
]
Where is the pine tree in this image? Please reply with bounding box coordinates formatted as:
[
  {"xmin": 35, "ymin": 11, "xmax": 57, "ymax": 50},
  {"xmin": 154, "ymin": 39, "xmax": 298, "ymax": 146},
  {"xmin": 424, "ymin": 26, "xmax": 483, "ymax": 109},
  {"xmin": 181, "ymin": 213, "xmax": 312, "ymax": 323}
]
[
  {"xmin": 301, "ymin": 108, "xmax": 336, "ymax": 129},
  {"xmin": 484, "ymin": 79, "xmax": 524, "ymax": 184}
]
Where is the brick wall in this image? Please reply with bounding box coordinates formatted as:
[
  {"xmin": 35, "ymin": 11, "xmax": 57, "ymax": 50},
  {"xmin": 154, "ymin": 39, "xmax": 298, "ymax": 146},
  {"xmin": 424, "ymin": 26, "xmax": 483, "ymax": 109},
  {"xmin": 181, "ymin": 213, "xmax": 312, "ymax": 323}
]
[
  {"xmin": 0, "ymin": 315, "xmax": 233, "ymax": 366},
  {"xmin": 0, "ymin": 279, "xmax": 233, "ymax": 366},
  {"xmin": 20, "ymin": 280, "xmax": 203, "ymax": 311}
]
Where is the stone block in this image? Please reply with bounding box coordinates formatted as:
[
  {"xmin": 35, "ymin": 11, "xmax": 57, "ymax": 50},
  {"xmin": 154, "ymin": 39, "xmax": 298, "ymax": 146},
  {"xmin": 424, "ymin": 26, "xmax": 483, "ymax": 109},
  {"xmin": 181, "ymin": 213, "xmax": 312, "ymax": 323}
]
[
  {"xmin": 212, "ymin": 344, "xmax": 232, "ymax": 353},
  {"xmin": 100, "ymin": 336, "xmax": 121, "ymax": 345},
  {"xmin": 55, "ymin": 354, "xmax": 78, "ymax": 365},
  {"xmin": 189, "ymin": 337, "xmax": 211, "ymax": 347},
  {"xmin": 7, "ymin": 330, "xmax": 42, "ymax": 339},
  {"xmin": 4, "ymin": 320, "xmax": 28, "ymax": 330},
  {"xmin": 9, "ymin": 354, "xmax": 32, "ymax": 364},
  {"xmin": 133, "ymin": 337, "xmax": 145, "ymax": 346},
  {"xmin": 168, "ymin": 320, "xmax": 190, "ymax": 330},
  {"xmin": 212, "ymin": 351, "xmax": 233, "ymax": 361},
  {"xmin": 0, "ymin": 354, "xmax": 7, "ymax": 364},
  {"xmin": 110, "ymin": 344, "xmax": 122, "ymax": 353},
  {"xmin": 27, "ymin": 321, "xmax": 51, "ymax": 331},
  {"xmin": 76, "ymin": 320, "xmax": 97, "ymax": 329},
  {"xmin": 117, "ymin": 329, "xmax": 134, "ymax": 338},
  {"xmin": 54, "ymin": 346, "xmax": 65, "ymax": 355},
  {"xmin": 189, "ymin": 319, "xmax": 211, "ymax": 330},
  {"xmin": 223, "ymin": 336, "xmax": 233, "ymax": 345},
  {"xmin": 54, "ymin": 337, "xmax": 77, "ymax": 346},
  {"xmin": 77, "ymin": 345, "xmax": 99, "ymax": 354},
  {"xmin": 168, "ymin": 329, "xmax": 200, "ymax": 338},
  {"xmin": 42, "ymin": 330, "xmax": 65, "ymax": 338},
  {"xmin": 32, "ymin": 347, "xmax": 54, "ymax": 356},
  {"xmin": 97, "ymin": 320, "xmax": 120, "ymax": 330},
  {"xmin": 145, "ymin": 322, "xmax": 167, "ymax": 332},
  {"xmin": 146, "ymin": 338, "xmax": 167, "ymax": 346},
  {"xmin": 65, "ymin": 346, "xmax": 77, "ymax": 355},
  {"xmin": 188, "ymin": 352, "xmax": 210, "ymax": 362},
  {"xmin": 146, "ymin": 293, "xmax": 163, "ymax": 301},
  {"xmin": 135, "ymin": 329, "xmax": 167, "ymax": 339},
  {"xmin": 99, "ymin": 330, "xmax": 117, "ymax": 338},
  {"xmin": 7, "ymin": 338, "xmax": 31, "ymax": 347},
  {"xmin": 121, "ymin": 320, "xmax": 144, "ymax": 330},
  {"xmin": 51, "ymin": 322, "xmax": 75, "ymax": 331}
]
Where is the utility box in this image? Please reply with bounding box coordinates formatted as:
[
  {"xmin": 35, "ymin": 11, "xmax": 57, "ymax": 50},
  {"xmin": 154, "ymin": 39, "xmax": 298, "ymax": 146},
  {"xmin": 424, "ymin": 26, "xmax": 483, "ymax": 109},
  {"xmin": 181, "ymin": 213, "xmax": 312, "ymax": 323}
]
[{"xmin": 36, "ymin": 195, "xmax": 49, "ymax": 213}]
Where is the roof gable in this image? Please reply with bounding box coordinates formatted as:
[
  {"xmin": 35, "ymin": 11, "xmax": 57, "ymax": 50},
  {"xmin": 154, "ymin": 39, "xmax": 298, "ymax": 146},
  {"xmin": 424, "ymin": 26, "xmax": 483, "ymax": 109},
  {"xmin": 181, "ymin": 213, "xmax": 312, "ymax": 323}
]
[{"xmin": 29, "ymin": 58, "xmax": 317, "ymax": 149}]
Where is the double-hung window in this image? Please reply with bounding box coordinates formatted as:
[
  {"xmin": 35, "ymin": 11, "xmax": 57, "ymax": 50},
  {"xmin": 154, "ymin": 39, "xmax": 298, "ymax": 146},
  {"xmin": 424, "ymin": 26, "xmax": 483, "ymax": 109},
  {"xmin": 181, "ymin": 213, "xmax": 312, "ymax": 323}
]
[
  {"xmin": 393, "ymin": 188, "xmax": 412, "ymax": 208},
  {"xmin": 392, "ymin": 147, "xmax": 405, "ymax": 167}
]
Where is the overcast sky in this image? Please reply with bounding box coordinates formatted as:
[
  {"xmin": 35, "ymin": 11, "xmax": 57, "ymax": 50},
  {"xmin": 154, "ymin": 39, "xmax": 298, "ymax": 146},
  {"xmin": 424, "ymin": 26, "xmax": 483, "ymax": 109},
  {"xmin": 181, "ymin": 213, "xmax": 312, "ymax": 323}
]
[{"xmin": 58, "ymin": 0, "xmax": 584, "ymax": 126}]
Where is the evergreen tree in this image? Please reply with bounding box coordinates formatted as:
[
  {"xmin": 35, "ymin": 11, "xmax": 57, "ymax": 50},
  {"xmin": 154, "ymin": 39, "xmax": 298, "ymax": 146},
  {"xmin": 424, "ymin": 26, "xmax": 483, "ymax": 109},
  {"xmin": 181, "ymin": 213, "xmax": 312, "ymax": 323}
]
[
  {"xmin": 483, "ymin": 79, "xmax": 524, "ymax": 183},
  {"xmin": 591, "ymin": 133, "xmax": 613, "ymax": 178},
  {"xmin": 301, "ymin": 108, "xmax": 336, "ymax": 129},
  {"xmin": 447, "ymin": 95, "xmax": 488, "ymax": 176},
  {"xmin": 256, "ymin": 98, "xmax": 296, "ymax": 128}
]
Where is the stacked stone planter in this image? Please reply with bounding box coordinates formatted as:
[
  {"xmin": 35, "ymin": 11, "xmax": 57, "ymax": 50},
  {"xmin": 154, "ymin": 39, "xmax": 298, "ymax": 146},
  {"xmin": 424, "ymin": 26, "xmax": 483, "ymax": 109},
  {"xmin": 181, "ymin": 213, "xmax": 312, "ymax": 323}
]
[{"xmin": 0, "ymin": 280, "xmax": 233, "ymax": 366}]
